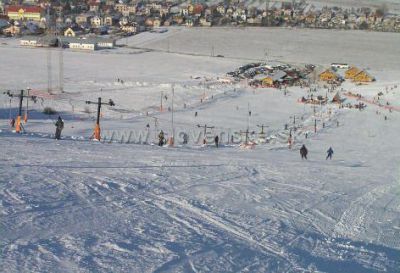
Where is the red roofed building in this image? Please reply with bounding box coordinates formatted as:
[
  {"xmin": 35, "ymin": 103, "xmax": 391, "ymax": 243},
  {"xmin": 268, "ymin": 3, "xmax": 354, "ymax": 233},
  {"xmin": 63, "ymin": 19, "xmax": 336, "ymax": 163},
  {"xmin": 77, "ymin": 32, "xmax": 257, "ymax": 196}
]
[{"xmin": 7, "ymin": 5, "xmax": 44, "ymax": 21}]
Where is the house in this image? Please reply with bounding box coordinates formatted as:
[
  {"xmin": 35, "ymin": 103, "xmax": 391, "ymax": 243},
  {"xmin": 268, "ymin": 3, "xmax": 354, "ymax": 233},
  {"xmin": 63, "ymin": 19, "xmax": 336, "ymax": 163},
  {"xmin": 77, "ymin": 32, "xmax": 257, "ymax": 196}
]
[
  {"xmin": 216, "ymin": 5, "xmax": 225, "ymax": 15},
  {"xmin": 67, "ymin": 37, "xmax": 115, "ymax": 50},
  {"xmin": 20, "ymin": 35, "xmax": 58, "ymax": 47},
  {"xmin": 20, "ymin": 36, "xmax": 37, "ymax": 46},
  {"xmin": 353, "ymin": 70, "xmax": 375, "ymax": 82},
  {"xmin": 0, "ymin": 1, "xmax": 4, "ymax": 14},
  {"xmin": 64, "ymin": 27, "xmax": 76, "ymax": 37},
  {"xmin": 3, "ymin": 25, "xmax": 20, "ymax": 36},
  {"xmin": 261, "ymin": 70, "xmax": 287, "ymax": 86},
  {"xmin": 90, "ymin": 16, "xmax": 103, "ymax": 27},
  {"xmin": 6, "ymin": 5, "xmax": 43, "ymax": 21},
  {"xmin": 115, "ymin": 4, "xmax": 136, "ymax": 16},
  {"xmin": 331, "ymin": 63, "xmax": 349, "ymax": 69},
  {"xmin": 76, "ymin": 14, "xmax": 93, "ymax": 25},
  {"xmin": 145, "ymin": 17, "xmax": 155, "ymax": 27},
  {"xmin": 199, "ymin": 17, "xmax": 211, "ymax": 27},
  {"xmin": 180, "ymin": 7, "xmax": 189, "ymax": 16},
  {"xmin": 89, "ymin": 2, "xmax": 100, "ymax": 13},
  {"xmin": 319, "ymin": 69, "xmax": 340, "ymax": 81},
  {"xmin": 121, "ymin": 23, "xmax": 136, "ymax": 34},
  {"xmin": 153, "ymin": 18, "xmax": 161, "ymax": 28},
  {"xmin": 345, "ymin": 66, "xmax": 360, "ymax": 79}
]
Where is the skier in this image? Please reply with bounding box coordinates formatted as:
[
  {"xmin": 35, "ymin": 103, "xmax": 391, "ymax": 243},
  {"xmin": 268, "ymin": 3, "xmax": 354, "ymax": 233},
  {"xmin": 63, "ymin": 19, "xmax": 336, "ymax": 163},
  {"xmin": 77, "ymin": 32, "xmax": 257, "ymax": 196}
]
[
  {"xmin": 300, "ymin": 144, "xmax": 308, "ymax": 160},
  {"xmin": 326, "ymin": 147, "xmax": 334, "ymax": 160},
  {"xmin": 214, "ymin": 135, "xmax": 219, "ymax": 148},
  {"xmin": 55, "ymin": 116, "xmax": 64, "ymax": 140},
  {"xmin": 10, "ymin": 118, "xmax": 15, "ymax": 128},
  {"xmin": 182, "ymin": 132, "xmax": 189, "ymax": 145},
  {"xmin": 158, "ymin": 130, "xmax": 165, "ymax": 146}
]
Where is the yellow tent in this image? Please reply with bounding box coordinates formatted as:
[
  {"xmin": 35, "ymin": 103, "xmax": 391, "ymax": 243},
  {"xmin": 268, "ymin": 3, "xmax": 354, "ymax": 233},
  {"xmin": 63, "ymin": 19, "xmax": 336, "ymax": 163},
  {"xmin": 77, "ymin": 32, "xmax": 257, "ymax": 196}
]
[
  {"xmin": 353, "ymin": 71, "xmax": 375, "ymax": 82},
  {"xmin": 345, "ymin": 67, "xmax": 360, "ymax": 79},
  {"xmin": 319, "ymin": 69, "xmax": 339, "ymax": 81}
]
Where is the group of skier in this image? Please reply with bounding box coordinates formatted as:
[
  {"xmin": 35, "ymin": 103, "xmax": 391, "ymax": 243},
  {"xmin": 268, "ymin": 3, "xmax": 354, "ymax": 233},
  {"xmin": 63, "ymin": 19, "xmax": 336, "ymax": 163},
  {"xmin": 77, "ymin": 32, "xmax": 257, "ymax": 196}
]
[{"xmin": 300, "ymin": 144, "xmax": 334, "ymax": 160}]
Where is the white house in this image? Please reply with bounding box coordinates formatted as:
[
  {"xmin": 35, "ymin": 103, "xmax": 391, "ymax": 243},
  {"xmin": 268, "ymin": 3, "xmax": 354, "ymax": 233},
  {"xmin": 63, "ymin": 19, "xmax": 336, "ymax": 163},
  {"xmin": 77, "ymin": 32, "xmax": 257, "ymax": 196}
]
[
  {"xmin": 69, "ymin": 41, "xmax": 96, "ymax": 50},
  {"xmin": 20, "ymin": 37, "xmax": 38, "ymax": 46}
]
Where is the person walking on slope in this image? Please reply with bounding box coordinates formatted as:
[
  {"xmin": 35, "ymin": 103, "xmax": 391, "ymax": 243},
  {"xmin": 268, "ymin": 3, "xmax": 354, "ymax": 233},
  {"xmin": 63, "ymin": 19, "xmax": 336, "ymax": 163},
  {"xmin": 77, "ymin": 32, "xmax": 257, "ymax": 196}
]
[
  {"xmin": 158, "ymin": 130, "xmax": 165, "ymax": 147},
  {"xmin": 214, "ymin": 135, "xmax": 219, "ymax": 148},
  {"xmin": 300, "ymin": 144, "xmax": 308, "ymax": 160},
  {"xmin": 326, "ymin": 147, "xmax": 334, "ymax": 160},
  {"xmin": 55, "ymin": 116, "xmax": 64, "ymax": 140}
]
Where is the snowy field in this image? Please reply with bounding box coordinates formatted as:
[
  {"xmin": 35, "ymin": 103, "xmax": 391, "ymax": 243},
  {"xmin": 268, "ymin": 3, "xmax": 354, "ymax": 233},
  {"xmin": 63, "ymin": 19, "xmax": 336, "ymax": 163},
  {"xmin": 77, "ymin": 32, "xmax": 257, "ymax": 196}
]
[{"xmin": 1, "ymin": 27, "xmax": 400, "ymax": 272}]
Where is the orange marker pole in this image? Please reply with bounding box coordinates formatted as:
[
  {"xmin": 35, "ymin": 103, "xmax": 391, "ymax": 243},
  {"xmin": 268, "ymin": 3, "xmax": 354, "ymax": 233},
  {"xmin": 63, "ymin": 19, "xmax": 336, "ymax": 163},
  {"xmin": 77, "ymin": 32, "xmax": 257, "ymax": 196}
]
[
  {"xmin": 15, "ymin": 115, "xmax": 21, "ymax": 133},
  {"xmin": 16, "ymin": 90, "xmax": 24, "ymax": 133},
  {"xmin": 94, "ymin": 97, "xmax": 102, "ymax": 140}
]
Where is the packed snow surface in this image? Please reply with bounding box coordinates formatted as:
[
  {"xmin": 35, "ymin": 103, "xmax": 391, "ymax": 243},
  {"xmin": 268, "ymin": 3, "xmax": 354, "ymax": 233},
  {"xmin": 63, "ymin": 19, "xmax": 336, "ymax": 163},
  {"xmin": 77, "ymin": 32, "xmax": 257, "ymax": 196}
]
[{"xmin": 1, "ymin": 27, "xmax": 400, "ymax": 272}]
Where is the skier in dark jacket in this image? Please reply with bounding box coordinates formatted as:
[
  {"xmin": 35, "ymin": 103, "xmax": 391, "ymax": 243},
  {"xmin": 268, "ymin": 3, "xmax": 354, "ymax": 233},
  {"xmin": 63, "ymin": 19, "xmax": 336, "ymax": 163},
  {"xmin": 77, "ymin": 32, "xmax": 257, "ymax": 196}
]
[
  {"xmin": 214, "ymin": 135, "xmax": 219, "ymax": 148},
  {"xmin": 326, "ymin": 147, "xmax": 334, "ymax": 160},
  {"xmin": 55, "ymin": 116, "xmax": 64, "ymax": 140},
  {"xmin": 300, "ymin": 144, "xmax": 308, "ymax": 160},
  {"xmin": 158, "ymin": 130, "xmax": 165, "ymax": 146}
]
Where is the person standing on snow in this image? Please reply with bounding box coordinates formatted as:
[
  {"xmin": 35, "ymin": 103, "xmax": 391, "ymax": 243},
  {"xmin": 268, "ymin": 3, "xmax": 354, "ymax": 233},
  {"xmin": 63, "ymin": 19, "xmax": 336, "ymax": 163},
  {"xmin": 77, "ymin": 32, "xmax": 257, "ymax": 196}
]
[
  {"xmin": 55, "ymin": 116, "xmax": 64, "ymax": 140},
  {"xmin": 326, "ymin": 147, "xmax": 334, "ymax": 160},
  {"xmin": 158, "ymin": 130, "xmax": 165, "ymax": 146},
  {"xmin": 300, "ymin": 144, "xmax": 308, "ymax": 160},
  {"xmin": 214, "ymin": 135, "xmax": 219, "ymax": 148}
]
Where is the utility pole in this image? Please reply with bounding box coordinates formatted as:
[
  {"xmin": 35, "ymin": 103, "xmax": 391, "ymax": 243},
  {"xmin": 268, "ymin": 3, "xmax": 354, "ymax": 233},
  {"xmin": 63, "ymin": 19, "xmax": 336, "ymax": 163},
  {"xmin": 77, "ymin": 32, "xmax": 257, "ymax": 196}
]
[
  {"xmin": 24, "ymin": 88, "xmax": 31, "ymax": 122},
  {"xmin": 85, "ymin": 97, "xmax": 115, "ymax": 141},
  {"xmin": 314, "ymin": 118, "xmax": 317, "ymax": 133},
  {"xmin": 4, "ymin": 90, "xmax": 37, "ymax": 133},
  {"xmin": 160, "ymin": 91, "xmax": 163, "ymax": 112},
  {"xmin": 257, "ymin": 124, "xmax": 268, "ymax": 142},
  {"xmin": 168, "ymin": 85, "xmax": 175, "ymax": 146},
  {"xmin": 152, "ymin": 117, "xmax": 158, "ymax": 143},
  {"xmin": 240, "ymin": 129, "xmax": 250, "ymax": 145},
  {"xmin": 197, "ymin": 124, "xmax": 214, "ymax": 144}
]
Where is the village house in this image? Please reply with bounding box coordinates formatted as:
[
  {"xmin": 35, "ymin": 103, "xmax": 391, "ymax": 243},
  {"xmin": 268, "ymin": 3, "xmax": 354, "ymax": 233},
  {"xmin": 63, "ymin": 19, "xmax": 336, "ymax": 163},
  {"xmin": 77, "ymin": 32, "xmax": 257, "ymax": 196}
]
[
  {"xmin": 64, "ymin": 27, "xmax": 76, "ymax": 37},
  {"xmin": 89, "ymin": 2, "xmax": 99, "ymax": 13},
  {"xmin": 199, "ymin": 17, "xmax": 211, "ymax": 27},
  {"xmin": 90, "ymin": 16, "xmax": 103, "ymax": 28},
  {"xmin": 153, "ymin": 17, "xmax": 161, "ymax": 28},
  {"xmin": 3, "ymin": 25, "xmax": 20, "ymax": 36},
  {"xmin": 180, "ymin": 6, "xmax": 189, "ymax": 16},
  {"xmin": 216, "ymin": 5, "xmax": 225, "ymax": 16},
  {"xmin": 261, "ymin": 70, "xmax": 287, "ymax": 86},
  {"xmin": 20, "ymin": 35, "xmax": 57, "ymax": 47},
  {"xmin": 115, "ymin": 4, "xmax": 136, "ymax": 17},
  {"xmin": 68, "ymin": 37, "xmax": 115, "ymax": 51},
  {"xmin": 121, "ymin": 23, "xmax": 136, "ymax": 34},
  {"xmin": 6, "ymin": 5, "xmax": 44, "ymax": 21},
  {"xmin": 75, "ymin": 14, "xmax": 93, "ymax": 25}
]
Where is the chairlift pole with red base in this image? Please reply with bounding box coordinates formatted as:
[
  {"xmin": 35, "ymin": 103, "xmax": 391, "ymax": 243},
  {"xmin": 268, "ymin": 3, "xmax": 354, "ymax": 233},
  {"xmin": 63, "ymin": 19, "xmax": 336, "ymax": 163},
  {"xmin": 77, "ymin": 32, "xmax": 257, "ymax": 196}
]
[
  {"xmin": 85, "ymin": 97, "xmax": 115, "ymax": 141},
  {"xmin": 4, "ymin": 89, "xmax": 37, "ymax": 133}
]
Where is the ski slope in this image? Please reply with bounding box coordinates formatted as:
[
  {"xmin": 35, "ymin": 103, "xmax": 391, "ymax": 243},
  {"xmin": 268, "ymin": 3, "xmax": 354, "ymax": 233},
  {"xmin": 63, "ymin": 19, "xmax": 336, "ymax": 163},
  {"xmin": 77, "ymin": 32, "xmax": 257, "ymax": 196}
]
[{"xmin": 1, "ymin": 27, "xmax": 400, "ymax": 273}]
